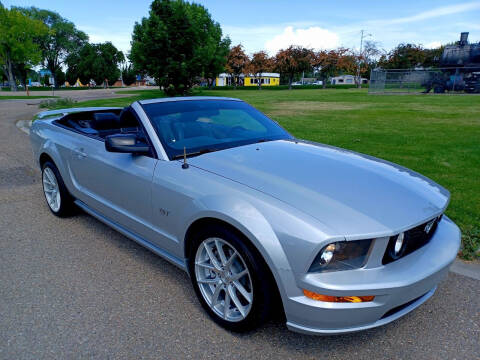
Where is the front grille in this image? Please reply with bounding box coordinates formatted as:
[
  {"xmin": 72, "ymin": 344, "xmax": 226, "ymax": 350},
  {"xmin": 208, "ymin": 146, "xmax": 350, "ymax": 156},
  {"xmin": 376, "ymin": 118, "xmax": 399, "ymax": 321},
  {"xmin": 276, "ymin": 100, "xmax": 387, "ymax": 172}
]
[{"xmin": 382, "ymin": 215, "xmax": 442, "ymax": 265}]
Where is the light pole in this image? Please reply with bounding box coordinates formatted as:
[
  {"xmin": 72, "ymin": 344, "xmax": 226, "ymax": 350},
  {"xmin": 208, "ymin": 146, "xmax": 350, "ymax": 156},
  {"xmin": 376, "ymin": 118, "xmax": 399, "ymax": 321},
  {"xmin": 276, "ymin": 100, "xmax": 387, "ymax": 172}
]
[{"xmin": 356, "ymin": 30, "xmax": 371, "ymax": 88}]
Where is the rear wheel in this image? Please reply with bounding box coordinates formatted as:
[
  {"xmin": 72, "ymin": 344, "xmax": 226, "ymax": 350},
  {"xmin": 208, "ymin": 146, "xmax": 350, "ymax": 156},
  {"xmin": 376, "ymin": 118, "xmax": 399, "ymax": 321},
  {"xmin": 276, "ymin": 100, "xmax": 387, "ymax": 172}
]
[
  {"xmin": 41, "ymin": 161, "xmax": 75, "ymax": 217},
  {"xmin": 188, "ymin": 224, "xmax": 273, "ymax": 332}
]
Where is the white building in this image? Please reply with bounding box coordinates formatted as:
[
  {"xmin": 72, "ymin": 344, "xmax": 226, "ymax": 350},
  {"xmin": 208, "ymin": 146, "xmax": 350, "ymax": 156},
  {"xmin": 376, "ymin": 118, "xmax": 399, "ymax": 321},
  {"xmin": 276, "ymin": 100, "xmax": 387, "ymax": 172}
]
[
  {"xmin": 216, "ymin": 73, "xmax": 241, "ymax": 86},
  {"xmin": 330, "ymin": 74, "xmax": 368, "ymax": 85}
]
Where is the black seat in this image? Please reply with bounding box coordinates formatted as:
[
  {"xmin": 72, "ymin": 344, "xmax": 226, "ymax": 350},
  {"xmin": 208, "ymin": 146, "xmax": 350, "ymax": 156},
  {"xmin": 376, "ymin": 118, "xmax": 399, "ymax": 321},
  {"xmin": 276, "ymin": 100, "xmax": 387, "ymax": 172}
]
[
  {"xmin": 90, "ymin": 109, "xmax": 141, "ymax": 138},
  {"xmin": 118, "ymin": 108, "xmax": 140, "ymax": 128},
  {"xmin": 91, "ymin": 112, "xmax": 121, "ymax": 138},
  {"xmin": 91, "ymin": 112, "xmax": 120, "ymax": 130}
]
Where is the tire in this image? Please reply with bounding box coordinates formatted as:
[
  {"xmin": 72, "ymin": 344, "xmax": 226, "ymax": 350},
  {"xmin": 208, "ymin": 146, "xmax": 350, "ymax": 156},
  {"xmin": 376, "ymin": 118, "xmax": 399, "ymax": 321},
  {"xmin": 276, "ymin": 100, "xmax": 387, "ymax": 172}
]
[
  {"xmin": 41, "ymin": 161, "xmax": 75, "ymax": 217},
  {"xmin": 188, "ymin": 224, "xmax": 274, "ymax": 332}
]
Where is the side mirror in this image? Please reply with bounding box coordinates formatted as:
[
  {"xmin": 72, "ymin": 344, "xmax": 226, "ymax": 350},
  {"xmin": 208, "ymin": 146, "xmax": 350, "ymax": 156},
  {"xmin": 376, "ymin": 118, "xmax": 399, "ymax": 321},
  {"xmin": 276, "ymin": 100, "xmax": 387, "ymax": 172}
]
[{"xmin": 105, "ymin": 134, "xmax": 150, "ymax": 155}]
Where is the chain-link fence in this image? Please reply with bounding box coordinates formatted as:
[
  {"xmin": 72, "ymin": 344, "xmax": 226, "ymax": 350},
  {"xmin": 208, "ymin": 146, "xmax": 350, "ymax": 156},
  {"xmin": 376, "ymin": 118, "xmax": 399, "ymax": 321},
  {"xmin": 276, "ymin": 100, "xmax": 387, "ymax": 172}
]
[{"xmin": 369, "ymin": 68, "xmax": 480, "ymax": 94}]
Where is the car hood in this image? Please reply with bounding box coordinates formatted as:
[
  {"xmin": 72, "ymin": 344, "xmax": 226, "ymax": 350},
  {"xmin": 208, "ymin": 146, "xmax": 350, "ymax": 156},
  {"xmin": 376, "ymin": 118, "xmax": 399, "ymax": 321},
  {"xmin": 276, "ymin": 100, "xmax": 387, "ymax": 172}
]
[{"xmin": 188, "ymin": 140, "xmax": 449, "ymax": 239}]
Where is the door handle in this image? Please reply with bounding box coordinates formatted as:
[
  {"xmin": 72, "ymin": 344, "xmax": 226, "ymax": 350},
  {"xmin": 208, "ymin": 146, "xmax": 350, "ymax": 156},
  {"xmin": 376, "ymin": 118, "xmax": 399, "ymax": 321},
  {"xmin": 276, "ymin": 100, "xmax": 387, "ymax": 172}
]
[{"xmin": 73, "ymin": 148, "xmax": 87, "ymax": 159}]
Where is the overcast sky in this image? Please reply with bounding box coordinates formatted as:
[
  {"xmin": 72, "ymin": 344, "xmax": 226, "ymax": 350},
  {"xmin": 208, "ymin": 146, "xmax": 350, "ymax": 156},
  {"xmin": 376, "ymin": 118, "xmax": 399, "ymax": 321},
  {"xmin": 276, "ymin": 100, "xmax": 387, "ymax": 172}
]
[{"xmin": 4, "ymin": 0, "xmax": 480, "ymax": 56}]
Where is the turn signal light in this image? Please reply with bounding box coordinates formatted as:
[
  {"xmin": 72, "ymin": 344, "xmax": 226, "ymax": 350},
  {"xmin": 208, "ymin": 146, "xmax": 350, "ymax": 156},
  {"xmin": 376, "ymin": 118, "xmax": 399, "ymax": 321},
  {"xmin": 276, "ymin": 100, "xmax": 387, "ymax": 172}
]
[{"xmin": 303, "ymin": 289, "xmax": 375, "ymax": 303}]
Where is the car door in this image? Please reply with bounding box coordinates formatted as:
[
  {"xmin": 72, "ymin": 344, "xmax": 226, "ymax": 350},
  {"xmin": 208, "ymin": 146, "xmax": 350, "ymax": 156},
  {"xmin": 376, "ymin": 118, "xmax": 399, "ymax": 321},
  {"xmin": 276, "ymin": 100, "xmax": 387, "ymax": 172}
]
[{"xmin": 69, "ymin": 109, "xmax": 158, "ymax": 240}]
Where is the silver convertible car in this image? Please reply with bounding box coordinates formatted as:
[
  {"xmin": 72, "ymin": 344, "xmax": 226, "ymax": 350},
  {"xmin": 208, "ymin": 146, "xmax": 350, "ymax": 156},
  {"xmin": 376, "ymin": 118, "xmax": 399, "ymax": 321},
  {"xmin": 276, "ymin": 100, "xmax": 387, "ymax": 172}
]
[{"xmin": 30, "ymin": 97, "xmax": 460, "ymax": 335}]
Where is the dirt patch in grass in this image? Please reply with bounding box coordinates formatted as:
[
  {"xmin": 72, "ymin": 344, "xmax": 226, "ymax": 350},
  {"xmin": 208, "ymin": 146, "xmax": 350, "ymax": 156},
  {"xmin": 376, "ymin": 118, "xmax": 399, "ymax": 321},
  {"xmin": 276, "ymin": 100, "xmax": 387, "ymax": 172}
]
[{"xmin": 267, "ymin": 101, "xmax": 369, "ymax": 117}]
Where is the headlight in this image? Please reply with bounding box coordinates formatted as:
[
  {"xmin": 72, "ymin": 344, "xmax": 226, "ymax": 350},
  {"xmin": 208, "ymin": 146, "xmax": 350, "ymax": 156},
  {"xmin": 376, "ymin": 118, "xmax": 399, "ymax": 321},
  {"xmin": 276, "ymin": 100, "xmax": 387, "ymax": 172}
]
[
  {"xmin": 319, "ymin": 243, "xmax": 336, "ymax": 265},
  {"xmin": 309, "ymin": 239, "xmax": 373, "ymax": 273}
]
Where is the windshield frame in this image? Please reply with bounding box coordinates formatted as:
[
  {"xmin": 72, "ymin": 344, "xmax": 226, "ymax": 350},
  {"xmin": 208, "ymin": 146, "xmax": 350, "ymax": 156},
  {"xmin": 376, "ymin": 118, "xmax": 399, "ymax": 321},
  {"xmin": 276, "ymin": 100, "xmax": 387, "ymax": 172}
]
[{"xmin": 140, "ymin": 99, "xmax": 293, "ymax": 160}]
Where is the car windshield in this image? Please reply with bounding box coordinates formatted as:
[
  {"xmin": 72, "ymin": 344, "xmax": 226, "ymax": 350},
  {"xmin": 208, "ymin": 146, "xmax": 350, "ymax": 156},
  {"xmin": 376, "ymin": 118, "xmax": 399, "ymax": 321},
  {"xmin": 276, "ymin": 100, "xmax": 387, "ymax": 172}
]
[{"xmin": 142, "ymin": 99, "xmax": 292, "ymax": 159}]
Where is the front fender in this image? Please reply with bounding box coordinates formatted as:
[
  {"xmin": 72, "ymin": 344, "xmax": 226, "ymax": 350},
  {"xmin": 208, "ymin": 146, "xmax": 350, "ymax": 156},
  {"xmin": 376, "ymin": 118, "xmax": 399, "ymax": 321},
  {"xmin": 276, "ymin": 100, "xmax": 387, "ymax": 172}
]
[{"xmin": 181, "ymin": 194, "xmax": 299, "ymax": 301}]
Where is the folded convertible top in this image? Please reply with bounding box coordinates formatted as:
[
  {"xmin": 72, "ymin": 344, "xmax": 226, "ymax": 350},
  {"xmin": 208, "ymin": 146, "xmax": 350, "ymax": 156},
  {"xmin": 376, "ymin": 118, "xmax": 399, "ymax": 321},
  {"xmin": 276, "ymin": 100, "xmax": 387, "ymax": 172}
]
[{"xmin": 36, "ymin": 107, "xmax": 123, "ymax": 120}]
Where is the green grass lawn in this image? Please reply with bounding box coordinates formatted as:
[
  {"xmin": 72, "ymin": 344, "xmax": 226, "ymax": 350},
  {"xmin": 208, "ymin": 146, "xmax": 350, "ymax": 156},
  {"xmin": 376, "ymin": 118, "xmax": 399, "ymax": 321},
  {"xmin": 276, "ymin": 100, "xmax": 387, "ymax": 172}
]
[
  {"xmin": 0, "ymin": 95, "xmax": 58, "ymax": 100},
  {"xmin": 39, "ymin": 88, "xmax": 480, "ymax": 259}
]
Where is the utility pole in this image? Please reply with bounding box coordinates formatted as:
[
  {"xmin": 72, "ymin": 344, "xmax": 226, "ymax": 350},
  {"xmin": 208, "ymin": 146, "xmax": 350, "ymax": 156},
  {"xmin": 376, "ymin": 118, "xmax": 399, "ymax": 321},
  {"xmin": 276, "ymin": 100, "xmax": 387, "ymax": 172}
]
[{"xmin": 356, "ymin": 30, "xmax": 370, "ymax": 89}]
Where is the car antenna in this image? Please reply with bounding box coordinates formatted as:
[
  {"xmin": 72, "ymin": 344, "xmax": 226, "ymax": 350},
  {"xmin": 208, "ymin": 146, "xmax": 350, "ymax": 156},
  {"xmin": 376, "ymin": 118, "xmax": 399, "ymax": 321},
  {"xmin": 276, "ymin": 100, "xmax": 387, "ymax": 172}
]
[{"xmin": 182, "ymin": 147, "xmax": 189, "ymax": 169}]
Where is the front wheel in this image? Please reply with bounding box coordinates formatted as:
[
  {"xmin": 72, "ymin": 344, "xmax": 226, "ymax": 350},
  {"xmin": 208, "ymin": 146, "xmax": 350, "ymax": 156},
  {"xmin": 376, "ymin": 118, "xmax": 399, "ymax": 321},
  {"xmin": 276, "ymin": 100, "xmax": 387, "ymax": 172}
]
[{"xmin": 188, "ymin": 225, "xmax": 274, "ymax": 332}]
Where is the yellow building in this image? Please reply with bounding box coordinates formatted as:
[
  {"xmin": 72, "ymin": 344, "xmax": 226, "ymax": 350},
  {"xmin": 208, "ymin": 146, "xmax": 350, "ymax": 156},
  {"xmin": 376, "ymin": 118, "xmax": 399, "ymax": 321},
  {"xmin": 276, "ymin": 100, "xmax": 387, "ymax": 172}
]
[
  {"xmin": 244, "ymin": 73, "xmax": 280, "ymax": 86},
  {"xmin": 215, "ymin": 73, "xmax": 280, "ymax": 87}
]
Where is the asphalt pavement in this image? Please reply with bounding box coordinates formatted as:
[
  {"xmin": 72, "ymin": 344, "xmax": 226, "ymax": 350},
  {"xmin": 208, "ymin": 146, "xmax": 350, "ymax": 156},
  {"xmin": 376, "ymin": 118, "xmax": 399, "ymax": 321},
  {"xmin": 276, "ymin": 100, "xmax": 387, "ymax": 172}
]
[{"xmin": 0, "ymin": 98, "xmax": 479, "ymax": 360}]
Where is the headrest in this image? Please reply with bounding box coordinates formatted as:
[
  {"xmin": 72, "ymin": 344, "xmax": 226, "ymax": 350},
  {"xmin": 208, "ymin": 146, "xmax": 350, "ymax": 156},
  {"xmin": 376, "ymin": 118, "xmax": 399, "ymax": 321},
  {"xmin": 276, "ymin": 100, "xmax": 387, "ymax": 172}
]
[
  {"xmin": 118, "ymin": 109, "xmax": 139, "ymax": 128},
  {"xmin": 91, "ymin": 112, "xmax": 119, "ymax": 130}
]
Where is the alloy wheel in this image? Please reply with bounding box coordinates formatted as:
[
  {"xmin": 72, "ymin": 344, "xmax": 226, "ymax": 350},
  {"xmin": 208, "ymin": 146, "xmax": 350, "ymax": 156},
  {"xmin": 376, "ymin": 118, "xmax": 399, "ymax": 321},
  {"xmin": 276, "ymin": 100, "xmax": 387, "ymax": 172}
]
[
  {"xmin": 194, "ymin": 237, "xmax": 253, "ymax": 322},
  {"xmin": 42, "ymin": 167, "xmax": 61, "ymax": 212}
]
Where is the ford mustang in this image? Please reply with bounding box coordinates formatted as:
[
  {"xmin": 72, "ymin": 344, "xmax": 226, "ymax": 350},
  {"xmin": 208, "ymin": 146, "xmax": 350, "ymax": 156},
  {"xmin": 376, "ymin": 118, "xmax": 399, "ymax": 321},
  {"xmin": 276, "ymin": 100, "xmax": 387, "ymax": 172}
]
[{"xmin": 30, "ymin": 97, "xmax": 461, "ymax": 334}]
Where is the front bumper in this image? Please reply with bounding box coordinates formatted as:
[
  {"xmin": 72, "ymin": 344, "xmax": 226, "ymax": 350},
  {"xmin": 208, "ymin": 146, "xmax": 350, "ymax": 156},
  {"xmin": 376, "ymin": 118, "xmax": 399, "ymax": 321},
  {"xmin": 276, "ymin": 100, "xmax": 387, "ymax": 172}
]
[{"xmin": 284, "ymin": 216, "xmax": 461, "ymax": 335}]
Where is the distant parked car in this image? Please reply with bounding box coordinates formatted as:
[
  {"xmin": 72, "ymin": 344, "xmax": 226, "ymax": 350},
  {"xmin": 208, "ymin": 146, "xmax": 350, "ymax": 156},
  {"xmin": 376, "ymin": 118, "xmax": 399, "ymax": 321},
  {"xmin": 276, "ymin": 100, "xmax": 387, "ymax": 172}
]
[
  {"xmin": 291, "ymin": 81, "xmax": 303, "ymax": 86},
  {"xmin": 312, "ymin": 80, "xmax": 323, "ymax": 86}
]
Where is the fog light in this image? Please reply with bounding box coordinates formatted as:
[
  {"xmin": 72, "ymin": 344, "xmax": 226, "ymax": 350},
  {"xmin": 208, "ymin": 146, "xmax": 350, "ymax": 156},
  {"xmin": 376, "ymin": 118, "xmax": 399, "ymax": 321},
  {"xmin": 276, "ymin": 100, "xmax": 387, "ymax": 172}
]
[
  {"xmin": 387, "ymin": 232, "xmax": 407, "ymax": 261},
  {"xmin": 303, "ymin": 289, "xmax": 375, "ymax": 303},
  {"xmin": 394, "ymin": 232, "xmax": 405, "ymax": 255},
  {"xmin": 319, "ymin": 243, "xmax": 336, "ymax": 265}
]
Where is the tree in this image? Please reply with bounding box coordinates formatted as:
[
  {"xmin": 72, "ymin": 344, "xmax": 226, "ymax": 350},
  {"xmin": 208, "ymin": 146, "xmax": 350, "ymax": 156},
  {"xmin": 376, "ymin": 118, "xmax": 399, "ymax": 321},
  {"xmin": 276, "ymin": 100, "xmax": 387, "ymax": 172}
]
[
  {"xmin": 337, "ymin": 49, "xmax": 357, "ymax": 77},
  {"xmin": 65, "ymin": 53, "xmax": 81, "ymax": 85},
  {"xmin": 0, "ymin": 5, "xmax": 47, "ymax": 91},
  {"xmin": 13, "ymin": 63, "xmax": 32, "ymax": 87},
  {"xmin": 1, "ymin": 71, "xmax": 7, "ymax": 86},
  {"xmin": 66, "ymin": 42, "xmax": 125, "ymax": 86},
  {"xmin": 130, "ymin": 0, "xmax": 230, "ymax": 96},
  {"xmin": 226, "ymin": 44, "xmax": 249, "ymax": 89},
  {"xmin": 275, "ymin": 46, "xmax": 314, "ymax": 89},
  {"xmin": 358, "ymin": 40, "xmax": 382, "ymax": 81},
  {"xmin": 423, "ymin": 46, "xmax": 444, "ymax": 68},
  {"xmin": 378, "ymin": 43, "xmax": 428, "ymax": 69},
  {"xmin": 15, "ymin": 66, "xmax": 40, "ymax": 87},
  {"xmin": 313, "ymin": 48, "xmax": 353, "ymax": 88},
  {"xmin": 15, "ymin": 6, "xmax": 88, "ymax": 87},
  {"xmin": 363, "ymin": 41, "xmax": 382, "ymax": 65},
  {"xmin": 122, "ymin": 64, "xmax": 137, "ymax": 86},
  {"xmin": 203, "ymin": 35, "xmax": 230, "ymax": 88},
  {"xmin": 246, "ymin": 51, "xmax": 274, "ymax": 89},
  {"xmin": 353, "ymin": 40, "xmax": 382, "ymax": 87},
  {"xmin": 42, "ymin": 74, "xmax": 50, "ymax": 86},
  {"xmin": 55, "ymin": 68, "xmax": 66, "ymax": 87}
]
